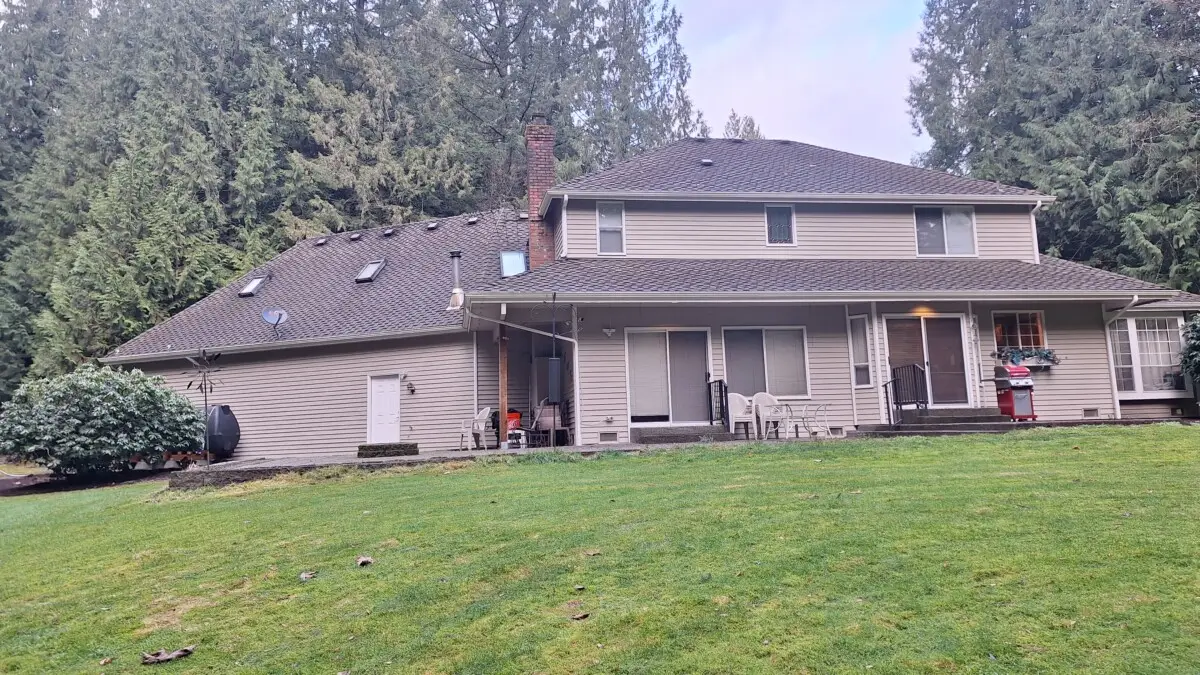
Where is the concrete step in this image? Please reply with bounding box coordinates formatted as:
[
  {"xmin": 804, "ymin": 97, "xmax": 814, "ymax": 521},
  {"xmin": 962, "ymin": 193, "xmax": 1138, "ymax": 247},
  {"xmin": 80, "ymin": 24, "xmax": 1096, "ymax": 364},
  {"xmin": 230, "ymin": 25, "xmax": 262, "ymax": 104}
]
[
  {"xmin": 631, "ymin": 425, "xmax": 734, "ymax": 445},
  {"xmin": 856, "ymin": 429, "xmax": 1012, "ymax": 438},
  {"xmin": 903, "ymin": 415, "xmax": 1014, "ymax": 425},
  {"xmin": 860, "ymin": 422, "xmax": 1021, "ymax": 434},
  {"xmin": 903, "ymin": 407, "xmax": 1003, "ymax": 419}
]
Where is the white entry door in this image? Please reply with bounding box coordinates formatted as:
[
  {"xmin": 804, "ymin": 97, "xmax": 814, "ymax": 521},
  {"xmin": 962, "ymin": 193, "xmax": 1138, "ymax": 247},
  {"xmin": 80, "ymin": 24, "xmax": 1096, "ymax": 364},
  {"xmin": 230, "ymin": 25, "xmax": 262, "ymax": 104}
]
[{"xmin": 368, "ymin": 375, "xmax": 401, "ymax": 443}]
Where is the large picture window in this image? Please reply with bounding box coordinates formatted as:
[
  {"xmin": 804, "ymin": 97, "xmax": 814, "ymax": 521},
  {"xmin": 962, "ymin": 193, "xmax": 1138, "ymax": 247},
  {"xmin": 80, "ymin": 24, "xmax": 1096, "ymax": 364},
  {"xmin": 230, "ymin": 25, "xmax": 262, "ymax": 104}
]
[
  {"xmin": 1108, "ymin": 317, "xmax": 1188, "ymax": 397},
  {"xmin": 724, "ymin": 327, "xmax": 809, "ymax": 397}
]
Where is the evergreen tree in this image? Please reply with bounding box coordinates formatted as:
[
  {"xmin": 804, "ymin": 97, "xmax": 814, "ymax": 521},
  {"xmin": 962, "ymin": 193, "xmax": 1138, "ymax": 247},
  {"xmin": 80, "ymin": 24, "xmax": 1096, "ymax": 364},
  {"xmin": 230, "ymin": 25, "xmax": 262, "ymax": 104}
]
[
  {"xmin": 910, "ymin": 0, "xmax": 1200, "ymax": 289},
  {"xmin": 723, "ymin": 109, "xmax": 764, "ymax": 140}
]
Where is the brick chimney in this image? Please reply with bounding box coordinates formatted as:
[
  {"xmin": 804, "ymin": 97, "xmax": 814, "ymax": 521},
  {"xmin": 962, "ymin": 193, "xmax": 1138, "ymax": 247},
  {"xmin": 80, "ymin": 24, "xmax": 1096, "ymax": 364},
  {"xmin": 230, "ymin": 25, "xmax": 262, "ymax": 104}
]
[{"xmin": 525, "ymin": 113, "xmax": 556, "ymax": 270}]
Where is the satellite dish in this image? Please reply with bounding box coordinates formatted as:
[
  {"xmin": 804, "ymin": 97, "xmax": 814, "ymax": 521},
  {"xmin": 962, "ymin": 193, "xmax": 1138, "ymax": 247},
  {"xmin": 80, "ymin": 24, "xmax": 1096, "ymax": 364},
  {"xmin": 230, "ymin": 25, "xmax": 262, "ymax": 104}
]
[{"xmin": 261, "ymin": 308, "xmax": 289, "ymax": 326}]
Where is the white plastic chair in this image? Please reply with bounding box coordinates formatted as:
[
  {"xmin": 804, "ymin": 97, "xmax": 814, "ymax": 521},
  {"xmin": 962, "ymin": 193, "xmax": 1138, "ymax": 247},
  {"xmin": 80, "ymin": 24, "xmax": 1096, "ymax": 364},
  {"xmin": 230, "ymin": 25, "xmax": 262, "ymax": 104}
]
[
  {"xmin": 793, "ymin": 403, "xmax": 831, "ymax": 439},
  {"xmin": 459, "ymin": 407, "xmax": 493, "ymax": 450},
  {"xmin": 727, "ymin": 392, "xmax": 757, "ymax": 439},
  {"xmin": 752, "ymin": 392, "xmax": 794, "ymax": 440}
]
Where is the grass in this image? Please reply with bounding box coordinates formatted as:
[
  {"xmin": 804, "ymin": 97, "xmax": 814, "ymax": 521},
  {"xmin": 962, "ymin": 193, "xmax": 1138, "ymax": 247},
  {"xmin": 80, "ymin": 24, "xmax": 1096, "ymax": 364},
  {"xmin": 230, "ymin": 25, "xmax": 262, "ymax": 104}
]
[
  {"xmin": 0, "ymin": 462, "xmax": 45, "ymax": 476},
  {"xmin": 2, "ymin": 425, "xmax": 1199, "ymax": 673}
]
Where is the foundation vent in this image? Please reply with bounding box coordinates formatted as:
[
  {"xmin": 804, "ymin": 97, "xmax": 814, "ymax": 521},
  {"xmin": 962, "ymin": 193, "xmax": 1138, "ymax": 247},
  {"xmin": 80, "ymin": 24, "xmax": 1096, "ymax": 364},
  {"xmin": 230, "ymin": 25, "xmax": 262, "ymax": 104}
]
[
  {"xmin": 1082, "ymin": 408, "xmax": 1100, "ymax": 419},
  {"xmin": 599, "ymin": 432, "xmax": 619, "ymax": 443}
]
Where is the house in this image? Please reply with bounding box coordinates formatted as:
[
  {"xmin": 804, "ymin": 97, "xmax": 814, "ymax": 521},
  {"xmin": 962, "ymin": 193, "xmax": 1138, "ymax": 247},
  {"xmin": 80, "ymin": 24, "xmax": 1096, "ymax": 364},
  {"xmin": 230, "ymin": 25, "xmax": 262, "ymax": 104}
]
[{"xmin": 103, "ymin": 117, "xmax": 1200, "ymax": 460}]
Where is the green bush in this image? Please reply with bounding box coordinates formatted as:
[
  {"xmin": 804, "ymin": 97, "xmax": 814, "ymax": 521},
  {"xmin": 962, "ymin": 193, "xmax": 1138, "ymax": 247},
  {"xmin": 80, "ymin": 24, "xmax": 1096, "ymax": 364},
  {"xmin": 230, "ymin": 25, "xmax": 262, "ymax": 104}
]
[
  {"xmin": 1183, "ymin": 315, "xmax": 1200, "ymax": 387},
  {"xmin": 0, "ymin": 365, "xmax": 203, "ymax": 476}
]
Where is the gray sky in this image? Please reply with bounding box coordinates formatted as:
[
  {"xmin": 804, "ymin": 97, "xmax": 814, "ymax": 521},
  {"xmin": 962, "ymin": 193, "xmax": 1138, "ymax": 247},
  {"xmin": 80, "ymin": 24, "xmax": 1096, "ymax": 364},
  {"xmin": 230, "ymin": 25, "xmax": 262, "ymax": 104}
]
[{"xmin": 676, "ymin": 0, "xmax": 930, "ymax": 165}]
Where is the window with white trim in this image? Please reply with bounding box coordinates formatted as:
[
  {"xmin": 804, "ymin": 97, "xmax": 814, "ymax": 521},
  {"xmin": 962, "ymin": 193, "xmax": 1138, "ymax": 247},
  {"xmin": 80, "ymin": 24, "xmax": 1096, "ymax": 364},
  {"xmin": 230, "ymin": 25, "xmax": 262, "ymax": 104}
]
[
  {"xmin": 1108, "ymin": 317, "xmax": 1187, "ymax": 395},
  {"xmin": 993, "ymin": 312, "xmax": 1046, "ymax": 349},
  {"xmin": 724, "ymin": 328, "xmax": 809, "ymax": 397},
  {"xmin": 915, "ymin": 206, "xmax": 976, "ymax": 256},
  {"xmin": 848, "ymin": 316, "xmax": 872, "ymax": 386},
  {"xmin": 597, "ymin": 201, "xmax": 625, "ymax": 255},
  {"xmin": 765, "ymin": 205, "xmax": 795, "ymax": 245}
]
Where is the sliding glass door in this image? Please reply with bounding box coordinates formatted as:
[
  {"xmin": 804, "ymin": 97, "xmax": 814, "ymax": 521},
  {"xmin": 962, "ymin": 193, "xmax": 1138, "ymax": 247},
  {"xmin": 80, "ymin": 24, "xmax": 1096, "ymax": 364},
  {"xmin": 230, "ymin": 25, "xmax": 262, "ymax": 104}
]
[{"xmin": 627, "ymin": 330, "xmax": 711, "ymax": 424}]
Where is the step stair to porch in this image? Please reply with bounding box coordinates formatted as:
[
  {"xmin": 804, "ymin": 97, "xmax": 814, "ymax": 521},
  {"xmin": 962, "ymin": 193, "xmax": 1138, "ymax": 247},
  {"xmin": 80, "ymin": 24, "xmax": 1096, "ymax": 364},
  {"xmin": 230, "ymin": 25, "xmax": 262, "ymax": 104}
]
[
  {"xmin": 856, "ymin": 407, "xmax": 1025, "ymax": 438},
  {"xmin": 631, "ymin": 425, "xmax": 734, "ymax": 445}
]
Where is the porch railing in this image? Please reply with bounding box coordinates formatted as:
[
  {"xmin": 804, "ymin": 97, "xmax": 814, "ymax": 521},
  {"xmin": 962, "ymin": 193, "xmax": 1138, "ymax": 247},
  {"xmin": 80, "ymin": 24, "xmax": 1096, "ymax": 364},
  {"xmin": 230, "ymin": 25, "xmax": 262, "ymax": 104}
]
[
  {"xmin": 708, "ymin": 378, "xmax": 729, "ymax": 429},
  {"xmin": 884, "ymin": 364, "xmax": 929, "ymax": 425}
]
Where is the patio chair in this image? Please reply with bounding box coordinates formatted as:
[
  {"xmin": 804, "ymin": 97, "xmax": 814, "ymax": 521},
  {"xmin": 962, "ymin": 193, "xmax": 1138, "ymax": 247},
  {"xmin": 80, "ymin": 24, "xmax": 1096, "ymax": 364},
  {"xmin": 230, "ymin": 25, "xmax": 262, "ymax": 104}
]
[
  {"xmin": 793, "ymin": 403, "xmax": 831, "ymax": 439},
  {"xmin": 727, "ymin": 392, "xmax": 757, "ymax": 439},
  {"xmin": 752, "ymin": 392, "xmax": 794, "ymax": 440},
  {"xmin": 459, "ymin": 407, "xmax": 493, "ymax": 451}
]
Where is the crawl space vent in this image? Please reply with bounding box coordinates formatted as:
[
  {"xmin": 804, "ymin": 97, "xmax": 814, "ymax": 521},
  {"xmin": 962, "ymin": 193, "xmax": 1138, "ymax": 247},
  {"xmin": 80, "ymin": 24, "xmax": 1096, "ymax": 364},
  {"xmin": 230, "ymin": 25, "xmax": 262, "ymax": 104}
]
[
  {"xmin": 1082, "ymin": 408, "xmax": 1100, "ymax": 419},
  {"xmin": 599, "ymin": 432, "xmax": 619, "ymax": 443}
]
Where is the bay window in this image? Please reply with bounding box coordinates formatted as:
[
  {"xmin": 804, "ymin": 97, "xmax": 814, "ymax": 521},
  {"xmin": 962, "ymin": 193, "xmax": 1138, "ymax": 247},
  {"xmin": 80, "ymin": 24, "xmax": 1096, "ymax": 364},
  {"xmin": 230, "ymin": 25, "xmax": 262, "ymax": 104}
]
[{"xmin": 1108, "ymin": 317, "xmax": 1189, "ymax": 398}]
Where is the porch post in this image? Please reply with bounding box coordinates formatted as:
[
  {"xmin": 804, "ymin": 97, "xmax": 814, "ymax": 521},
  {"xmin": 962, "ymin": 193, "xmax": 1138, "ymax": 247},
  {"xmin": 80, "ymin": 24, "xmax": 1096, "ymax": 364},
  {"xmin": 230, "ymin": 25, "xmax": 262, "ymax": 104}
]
[{"xmin": 498, "ymin": 325, "xmax": 509, "ymax": 445}]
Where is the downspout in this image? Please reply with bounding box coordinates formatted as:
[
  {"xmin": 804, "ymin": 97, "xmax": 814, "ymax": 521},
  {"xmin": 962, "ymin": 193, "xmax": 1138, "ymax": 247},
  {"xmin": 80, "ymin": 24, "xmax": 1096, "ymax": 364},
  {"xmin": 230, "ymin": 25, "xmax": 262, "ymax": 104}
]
[
  {"xmin": 1030, "ymin": 199, "xmax": 1044, "ymax": 263},
  {"xmin": 560, "ymin": 194, "xmax": 570, "ymax": 258}
]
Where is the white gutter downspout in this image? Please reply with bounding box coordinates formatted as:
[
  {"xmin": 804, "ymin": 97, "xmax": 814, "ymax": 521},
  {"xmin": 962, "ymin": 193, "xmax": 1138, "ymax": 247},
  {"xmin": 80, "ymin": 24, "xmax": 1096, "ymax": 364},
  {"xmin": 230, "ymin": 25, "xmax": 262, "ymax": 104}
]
[
  {"xmin": 560, "ymin": 194, "xmax": 570, "ymax": 258},
  {"xmin": 1030, "ymin": 199, "xmax": 1044, "ymax": 263},
  {"xmin": 1103, "ymin": 294, "xmax": 1140, "ymax": 420}
]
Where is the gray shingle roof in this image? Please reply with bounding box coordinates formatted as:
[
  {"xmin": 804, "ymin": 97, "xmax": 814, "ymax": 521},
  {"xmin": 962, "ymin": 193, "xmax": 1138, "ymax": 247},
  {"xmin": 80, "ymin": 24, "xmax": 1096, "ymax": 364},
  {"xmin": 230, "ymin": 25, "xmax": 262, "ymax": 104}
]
[
  {"xmin": 475, "ymin": 255, "xmax": 1171, "ymax": 298},
  {"xmin": 107, "ymin": 210, "xmax": 527, "ymax": 360},
  {"xmin": 551, "ymin": 138, "xmax": 1045, "ymax": 198}
]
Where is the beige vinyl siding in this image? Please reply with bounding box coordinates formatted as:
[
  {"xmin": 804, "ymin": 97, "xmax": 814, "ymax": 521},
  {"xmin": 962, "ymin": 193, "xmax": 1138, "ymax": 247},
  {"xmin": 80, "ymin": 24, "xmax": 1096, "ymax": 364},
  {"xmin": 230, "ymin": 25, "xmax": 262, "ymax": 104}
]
[
  {"xmin": 564, "ymin": 200, "xmax": 1036, "ymax": 262},
  {"xmin": 141, "ymin": 334, "xmax": 477, "ymax": 459},
  {"xmin": 573, "ymin": 305, "xmax": 856, "ymax": 444},
  {"xmin": 973, "ymin": 302, "xmax": 1118, "ymax": 420},
  {"xmin": 1120, "ymin": 400, "xmax": 1195, "ymax": 420}
]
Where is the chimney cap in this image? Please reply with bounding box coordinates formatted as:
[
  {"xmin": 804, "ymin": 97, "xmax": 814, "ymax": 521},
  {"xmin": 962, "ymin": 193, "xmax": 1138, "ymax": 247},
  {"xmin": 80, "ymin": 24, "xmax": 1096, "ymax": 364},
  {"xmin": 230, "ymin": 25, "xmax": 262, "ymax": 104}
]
[
  {"xmin": 449, "ymin": 250, "xmax": 462, "ymax": 259},
  {"xmin": 529, "ymin": 112, "xmax": 549, "ymax": 125}
]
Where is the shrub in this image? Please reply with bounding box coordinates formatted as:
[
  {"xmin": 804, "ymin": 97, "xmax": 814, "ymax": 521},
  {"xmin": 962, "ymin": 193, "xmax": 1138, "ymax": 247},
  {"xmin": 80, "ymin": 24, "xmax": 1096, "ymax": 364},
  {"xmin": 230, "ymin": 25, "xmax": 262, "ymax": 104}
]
[
  {"xmin": 0, "ymin": 365, "xmax": 203, "ymax": 476},
  {"xmin": 1183, "ymin": 315, "xmax": 1200, "ymax": 386}
]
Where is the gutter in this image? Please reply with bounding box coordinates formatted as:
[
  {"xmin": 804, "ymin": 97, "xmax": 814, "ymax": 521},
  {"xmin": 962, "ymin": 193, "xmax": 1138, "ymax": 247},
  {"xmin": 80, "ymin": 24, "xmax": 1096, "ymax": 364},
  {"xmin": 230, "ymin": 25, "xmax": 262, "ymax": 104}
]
[
  {"xmin": 468, "ymin": 289, "xmax": 1176, "ymax": 306},
  {"xmin": 100, "ymin": 325, "xmax": 465, "ymax": 366},
  {"xmin": 540, "ymin": 189, "xmax": 1055, "ymax": 218}
]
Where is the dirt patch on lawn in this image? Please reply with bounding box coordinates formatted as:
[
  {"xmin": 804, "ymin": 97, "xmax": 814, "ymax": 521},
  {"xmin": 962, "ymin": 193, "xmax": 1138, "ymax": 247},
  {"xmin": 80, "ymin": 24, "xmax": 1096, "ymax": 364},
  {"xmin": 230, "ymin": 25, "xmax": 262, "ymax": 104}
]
[{"xmin": 137, "ymin": 596, "xmax": 217, "ymax": 636}]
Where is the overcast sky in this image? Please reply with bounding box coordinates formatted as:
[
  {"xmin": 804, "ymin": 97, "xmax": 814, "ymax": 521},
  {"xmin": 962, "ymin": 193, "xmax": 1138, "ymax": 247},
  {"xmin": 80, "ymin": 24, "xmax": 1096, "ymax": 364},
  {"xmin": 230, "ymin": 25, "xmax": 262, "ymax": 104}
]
[{"xmin": 676, "ymin": 0, "xmax": 930, "ymax": 165}]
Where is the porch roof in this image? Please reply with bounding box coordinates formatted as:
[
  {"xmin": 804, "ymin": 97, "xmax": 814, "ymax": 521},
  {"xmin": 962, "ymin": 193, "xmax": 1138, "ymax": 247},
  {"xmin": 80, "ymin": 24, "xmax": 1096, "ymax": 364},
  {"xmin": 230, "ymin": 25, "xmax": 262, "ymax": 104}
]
[{"xmin": 472, "ymin": 256, "xmax": 1175, "ymax": 303}]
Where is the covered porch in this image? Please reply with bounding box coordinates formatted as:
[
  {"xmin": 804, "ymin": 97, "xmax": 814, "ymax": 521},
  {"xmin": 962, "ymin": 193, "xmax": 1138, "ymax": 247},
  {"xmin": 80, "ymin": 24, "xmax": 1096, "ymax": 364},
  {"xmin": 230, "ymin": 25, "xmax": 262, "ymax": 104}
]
[{"xmin": 471, "ymin": 297, "xmax": 1163, "ymax": 446}]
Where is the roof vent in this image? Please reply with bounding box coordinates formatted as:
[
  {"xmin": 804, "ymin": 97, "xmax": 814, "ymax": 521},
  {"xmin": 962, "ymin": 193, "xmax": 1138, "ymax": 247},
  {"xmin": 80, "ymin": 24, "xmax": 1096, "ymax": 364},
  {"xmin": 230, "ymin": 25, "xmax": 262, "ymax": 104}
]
[
  {"xmin": 349, "ymin": 232, "xmax": 363, "ymax": 241},
  {"xmin": 425, "ymin": 222, "xmax": 438, "ymax": 231},
  {"xmin": 466, "ymin": 216, "xmax": 480, "ymax": 225},
  {"xmin": 518, "ymin": 212, "xmax": 530, "ymax": 220},
  {"xmin": 382, "ymin": 228, "xmax": 395, "ymax": 237},
  {"xmin": 238, "ymin": 276, "xmax": 267, "ymax": 297},
  {"xmin": 730, "ymin": 138, "xmax": 745, "ymax": 144},
  {"xmin": 314, "ymin": 237, "xmax": 328, "ymax": 246},
  {"xmin": 695, "ymin": 137, "xmax": 708, "ymax": 142},
  {"xmin": 700, "ymin": 158, "xmax": 714, "ymax": 167}
]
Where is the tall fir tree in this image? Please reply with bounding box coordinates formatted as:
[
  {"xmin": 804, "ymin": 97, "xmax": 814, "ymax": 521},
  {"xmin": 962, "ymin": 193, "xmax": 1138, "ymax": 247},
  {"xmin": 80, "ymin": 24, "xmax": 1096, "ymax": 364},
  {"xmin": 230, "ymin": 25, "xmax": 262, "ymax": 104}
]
[{"xmin": 910, "ymin": 0, "xmax": 1200, "ymax": 289}]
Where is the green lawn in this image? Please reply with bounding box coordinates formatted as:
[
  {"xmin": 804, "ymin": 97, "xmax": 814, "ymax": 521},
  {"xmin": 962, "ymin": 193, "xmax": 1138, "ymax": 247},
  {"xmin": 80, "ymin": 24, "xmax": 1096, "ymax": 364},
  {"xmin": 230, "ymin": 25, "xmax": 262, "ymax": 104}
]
[{"xmin": 2, "ymin": 426, "xmax": 1199, "ymax": 673}]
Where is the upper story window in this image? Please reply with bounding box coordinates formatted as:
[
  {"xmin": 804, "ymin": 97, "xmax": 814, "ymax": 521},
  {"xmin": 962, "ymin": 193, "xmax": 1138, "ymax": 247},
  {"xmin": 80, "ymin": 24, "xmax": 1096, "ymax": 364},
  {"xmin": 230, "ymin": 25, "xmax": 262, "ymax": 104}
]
[
  {"xmin": 915, "ymin": 206, "xmax": 976, "ymax": 256},
  {"xmin": 993, "ymin": 312, "xmax": 1046, "ymax": 349},
  {"xmin": 765, "ymin": 204, "xmax": 795, "ymax": 245},
  {"xmin": 597, "ymin": 201, "xmax": 625, "ymax": 255},
  {"xmin": 1109, "ymin": 317, "xmax": 1188, "ymax": 397}
]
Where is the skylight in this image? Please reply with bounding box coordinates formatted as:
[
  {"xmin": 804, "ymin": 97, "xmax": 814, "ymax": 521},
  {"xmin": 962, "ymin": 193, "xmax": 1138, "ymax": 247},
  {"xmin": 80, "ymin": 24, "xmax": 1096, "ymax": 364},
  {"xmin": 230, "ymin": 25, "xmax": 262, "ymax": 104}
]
[
  {"xmin": 356, "ymin": 260, "xmax": 385, "ymax": 283},
  {"xmin": 238, "ymin": 277, "xmax": 266, "ymax": 297},
  {"xmin": 500, "ymin": 251, "xmax": 527, "ymax": 278}
]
